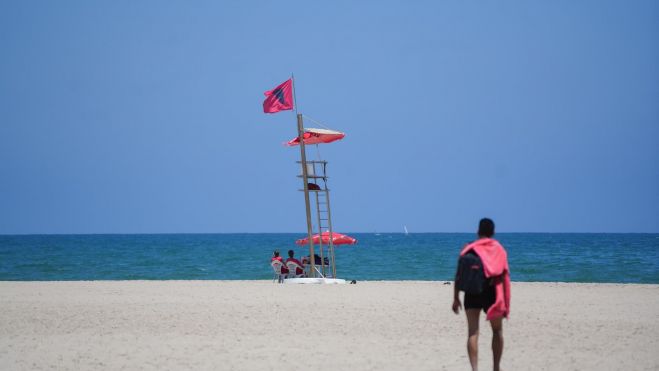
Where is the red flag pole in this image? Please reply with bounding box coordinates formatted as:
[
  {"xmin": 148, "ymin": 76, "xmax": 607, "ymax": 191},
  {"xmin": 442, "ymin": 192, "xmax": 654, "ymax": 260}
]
[{"xmin": 292, "ymin": 75, "xmax": 316, "ymax": 278}]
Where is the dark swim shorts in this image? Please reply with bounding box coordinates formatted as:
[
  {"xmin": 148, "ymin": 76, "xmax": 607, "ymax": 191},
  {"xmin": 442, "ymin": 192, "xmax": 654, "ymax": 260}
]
[{"xmin": 464, "ymin": 283, "xmax": 496, "ymax": 313}]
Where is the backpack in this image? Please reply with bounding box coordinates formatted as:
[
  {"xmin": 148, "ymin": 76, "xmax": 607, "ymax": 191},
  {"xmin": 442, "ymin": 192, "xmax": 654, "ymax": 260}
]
[{"xmin": 456, "ymin": 251, "xmax": 486, "ymax": 295}]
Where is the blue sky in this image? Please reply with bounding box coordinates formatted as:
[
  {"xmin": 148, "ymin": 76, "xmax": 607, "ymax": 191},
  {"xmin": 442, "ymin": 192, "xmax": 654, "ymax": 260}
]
[{"xmin": 1, "ymin": 1, "xmax": 657, "ymax": 234}]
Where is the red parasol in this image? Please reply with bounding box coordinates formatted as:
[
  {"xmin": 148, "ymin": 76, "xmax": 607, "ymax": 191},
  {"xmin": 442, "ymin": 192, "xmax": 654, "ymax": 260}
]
[
  {"xmin": 286, "ymin": 128, "xmax": 345, "ymax": 146},
  {"xmin": 295, "ymin": 231, "xmax": 357, "ymax": 246}
]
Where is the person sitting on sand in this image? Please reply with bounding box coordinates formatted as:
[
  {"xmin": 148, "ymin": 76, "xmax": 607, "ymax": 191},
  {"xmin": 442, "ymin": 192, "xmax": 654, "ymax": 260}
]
[
  {"xmin": 271, "ymin": 250, "xmax": 289, "ymax": 275},
  {"xmin": 285, "ymin": 250, "xmax": 305, "ymax": 277},
  {"xmin": 452, "ymin": 218, "xmax": 511, "ymax": 371}
]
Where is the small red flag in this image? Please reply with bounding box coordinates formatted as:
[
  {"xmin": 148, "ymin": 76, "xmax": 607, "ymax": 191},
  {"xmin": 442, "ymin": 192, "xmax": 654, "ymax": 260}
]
[{"xmin": 263, "ymin": 79, "xmax": 294, "ymax": 114}]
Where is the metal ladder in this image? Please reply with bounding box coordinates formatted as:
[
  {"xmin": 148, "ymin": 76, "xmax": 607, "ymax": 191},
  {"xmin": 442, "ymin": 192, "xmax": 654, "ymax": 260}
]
[{"xmin": 298, "ymin": 160, "xmax": 336, "ymax": 278}]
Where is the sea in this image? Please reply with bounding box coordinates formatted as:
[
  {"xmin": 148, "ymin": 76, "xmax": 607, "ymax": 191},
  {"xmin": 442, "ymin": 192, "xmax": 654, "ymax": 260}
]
[{"xmin": 0, "ymin": 233, "xmax": 658, "ymax": 283}]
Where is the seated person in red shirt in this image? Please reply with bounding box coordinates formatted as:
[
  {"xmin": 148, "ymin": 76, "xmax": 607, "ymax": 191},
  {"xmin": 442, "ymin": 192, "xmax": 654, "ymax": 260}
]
[
  {"xmin": 271, "ymin": 250, "xmax": 289, "ymax": 275},
  {"xmin": 285, "ymin": 249, "xmax": 305, "ymax": 277}
]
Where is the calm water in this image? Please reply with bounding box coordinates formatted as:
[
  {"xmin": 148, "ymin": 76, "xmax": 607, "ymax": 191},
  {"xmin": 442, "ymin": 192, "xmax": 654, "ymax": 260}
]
[{"xmin": 0, "ymin": 233, "xmax": 657, "ymax": 283}]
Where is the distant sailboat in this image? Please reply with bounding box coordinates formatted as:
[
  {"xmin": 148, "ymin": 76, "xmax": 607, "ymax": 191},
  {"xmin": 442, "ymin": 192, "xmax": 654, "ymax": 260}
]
[{"xmin": 404, "ymin": 225, "xmax": 409, "ymax": 235}]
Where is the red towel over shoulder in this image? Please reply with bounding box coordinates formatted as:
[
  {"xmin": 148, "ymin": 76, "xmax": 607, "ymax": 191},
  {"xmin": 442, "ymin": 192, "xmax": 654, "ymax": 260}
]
[{"xmin": 460, "ymin": 238, "xmax": 511, "ymax": 320}]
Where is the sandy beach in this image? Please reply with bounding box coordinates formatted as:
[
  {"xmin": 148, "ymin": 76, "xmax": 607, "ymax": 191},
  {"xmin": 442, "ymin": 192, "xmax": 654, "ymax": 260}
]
[{"xmin": 0, "ymin": 281, "xmax": 657, "ymax": 370}]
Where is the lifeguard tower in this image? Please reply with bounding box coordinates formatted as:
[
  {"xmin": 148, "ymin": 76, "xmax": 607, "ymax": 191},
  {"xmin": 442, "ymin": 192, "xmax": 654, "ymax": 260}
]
[
  {"xmin": 286, "ymin": 115, "xmax": 354, "ymax": 283},
  {"xmin": 263, "ymin": 77, "xmax": 354, "ymax": 284}
]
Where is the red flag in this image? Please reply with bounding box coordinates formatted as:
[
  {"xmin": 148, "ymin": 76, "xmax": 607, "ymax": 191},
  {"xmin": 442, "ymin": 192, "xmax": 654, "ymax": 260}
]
[{"xmin": 263, "ymin": 79, "xmax": 294, "ymax": 113}]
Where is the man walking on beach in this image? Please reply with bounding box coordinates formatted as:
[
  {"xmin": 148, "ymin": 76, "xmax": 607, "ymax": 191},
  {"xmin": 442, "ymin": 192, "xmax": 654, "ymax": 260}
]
[{"xmin": 452, "ymin": 218, "xmax": 511, "ymax": 371}]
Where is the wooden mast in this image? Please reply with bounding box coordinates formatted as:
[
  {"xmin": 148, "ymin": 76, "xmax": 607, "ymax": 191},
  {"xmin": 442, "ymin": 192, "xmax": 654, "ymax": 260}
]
[{"xmin": 292, "ymin": 76, "xmax": 316, "ymax": 277}]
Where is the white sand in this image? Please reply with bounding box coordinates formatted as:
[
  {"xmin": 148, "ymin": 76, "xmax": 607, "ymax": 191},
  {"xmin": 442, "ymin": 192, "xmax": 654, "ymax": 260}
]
[{"xmin": 1, "ymin": 281, "xmax": 658, "ymax": 370}]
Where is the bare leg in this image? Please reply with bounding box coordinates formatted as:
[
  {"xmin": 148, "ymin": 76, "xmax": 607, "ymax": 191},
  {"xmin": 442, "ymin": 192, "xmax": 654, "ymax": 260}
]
[
  {"xmin": 466, "ymin": 309, "xmax": 481, "ymax": 371},
  {"xmin": 490, "ymin": 317, "xmax": 504, "ymax": 371}
]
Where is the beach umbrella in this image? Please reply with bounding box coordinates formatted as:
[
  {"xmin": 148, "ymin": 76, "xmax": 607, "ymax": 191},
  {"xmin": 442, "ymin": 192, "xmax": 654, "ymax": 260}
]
[
  {"xmin": 295, "ymin": 231, "xmax": 357, "ymax": 246},
  {"xmin": 286, "ymin": 128, "xmax": 345, "ymax": 146}
]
